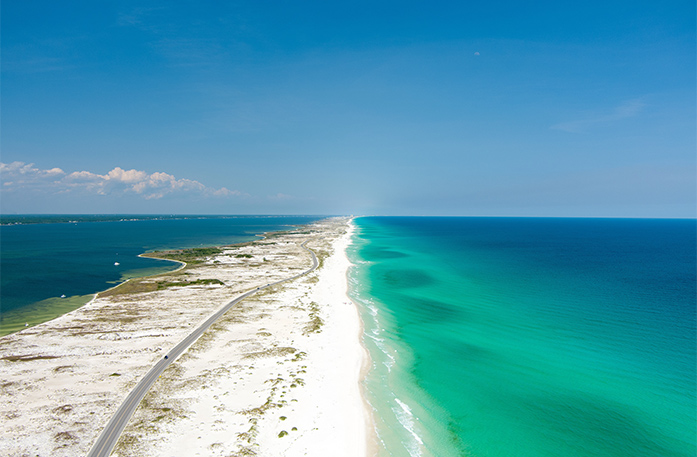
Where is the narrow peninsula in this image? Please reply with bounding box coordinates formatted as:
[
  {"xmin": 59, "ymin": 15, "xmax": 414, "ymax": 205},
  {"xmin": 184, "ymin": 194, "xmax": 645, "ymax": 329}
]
[{"xmin": 0, "ymin": 217, "xmax": 369, "ymax": 457}]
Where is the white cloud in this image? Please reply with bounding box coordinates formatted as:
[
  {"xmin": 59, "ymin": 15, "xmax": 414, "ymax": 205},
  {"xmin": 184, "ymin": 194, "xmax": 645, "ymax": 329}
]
[
  {"xmin": 0, "ymin": 162, "xmax": 242, "ymax": 200},
  {"xmin": 551, "ymin": 99, "xmax": 646, "ymax": 133},
  {"xmin": 212, "ymin": 187, "xmax": 241, "ymax": 197},
  {"xmin": 269, "ymin": 193, "xmax": 293, "ymax": 200},
  {"xmin": 0, "ymin": 161, "xmax": 65, "ymax": 179}
]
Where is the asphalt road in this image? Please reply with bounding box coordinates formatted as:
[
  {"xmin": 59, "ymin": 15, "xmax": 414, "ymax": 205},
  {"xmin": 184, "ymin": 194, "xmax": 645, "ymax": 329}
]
[{"xmin": 86, "ymin": 241, "xmax": 319, "ymax": 457}]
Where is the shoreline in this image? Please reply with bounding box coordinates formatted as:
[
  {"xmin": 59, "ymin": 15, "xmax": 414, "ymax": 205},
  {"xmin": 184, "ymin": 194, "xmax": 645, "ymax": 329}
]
[
  {"xmin": 0, "ymin": 217, "xmax": 317, "ymax": 337},
  {"xmin": 346, "ymin": 219, "xmax": 381, "ymax": 456},
  {"xmin": 0, "ymin": 253, "xmax": 187, "ymax": 338},
  {"xmin": 0, "ymin": 252, "xmax": 184, "ymax": 338},
  {"xmin": 0, "ymin": 217, "xmax": 372, "ymax": 457}
]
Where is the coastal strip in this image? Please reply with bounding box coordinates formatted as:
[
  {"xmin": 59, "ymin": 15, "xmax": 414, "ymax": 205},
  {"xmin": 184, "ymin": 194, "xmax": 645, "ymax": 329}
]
[
  {"xmin": 0, "ymin": 217, "xmax": 368, "ymax": 457},
  {"xmin": 86, "ymin": 242, "xmax": 318, "ymax": 457}
]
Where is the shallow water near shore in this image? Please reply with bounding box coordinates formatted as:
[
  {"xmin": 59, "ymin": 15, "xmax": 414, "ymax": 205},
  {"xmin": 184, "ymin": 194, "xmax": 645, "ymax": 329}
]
[
  {"xmin": 0, "ymin": 215, "xmax": 321, "ymax": 335},
  {"xmin": 348, "ymin": 217, "xmax": 696, "ymax": 457}
]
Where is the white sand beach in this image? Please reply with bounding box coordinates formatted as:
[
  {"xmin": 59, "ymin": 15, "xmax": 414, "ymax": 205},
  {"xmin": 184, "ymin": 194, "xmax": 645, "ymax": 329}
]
[{"xmin": 0, "ymin": 217, "xmax": 370, "ymax": 457}]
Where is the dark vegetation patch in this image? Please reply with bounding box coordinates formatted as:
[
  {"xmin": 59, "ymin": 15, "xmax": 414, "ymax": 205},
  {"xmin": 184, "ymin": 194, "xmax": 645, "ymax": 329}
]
[
  {"xmin": 53, "ymin": 404, "xmax": 73, "ymax": 414},
  {"xmin": 1, "ymin": 354, "xmax": 58, "ymax": 362},
  {"xmin": 243, "ymin": 347, "xmax": 296, "ymax": 360},
  {"xmin": 314, "ymin": 248, "xmax": 331, "ymax": 270},
  {"xmin": 99, "ymin": 279, "xmax": 163, "ymax": 297},
  {"xmin": 146, "ymin": 247, "xmax": 223, "ymax": 264},
  {"xmin": 291, "ymin": 351, "xmax": 307, "ymax": 362},
  {"xmin": 100, "ymin": 276, "xmax": 224, "ymax": 297},
  {"xmin": 54, "ymin": 431, "xmax": 77, "ymax": 442},
  {"xmin": 155, "ymin": 278, "xmax": 225, "ymax": 290},
  {"xmin": 303, "ymin": 302, "xmax": 323, "ymax": 335}
]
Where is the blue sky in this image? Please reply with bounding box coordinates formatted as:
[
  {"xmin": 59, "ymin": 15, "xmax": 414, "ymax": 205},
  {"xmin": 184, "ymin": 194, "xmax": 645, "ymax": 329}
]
[{"xmin": 1, "ymin": 1, "xmax": 694, "ymax": 216}]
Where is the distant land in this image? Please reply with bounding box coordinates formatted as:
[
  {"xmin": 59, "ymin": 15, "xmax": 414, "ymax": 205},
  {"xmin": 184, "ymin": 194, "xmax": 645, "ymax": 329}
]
[{"xmin": 0, "ymin": 214, "xmax": 329, "ymax": 226}]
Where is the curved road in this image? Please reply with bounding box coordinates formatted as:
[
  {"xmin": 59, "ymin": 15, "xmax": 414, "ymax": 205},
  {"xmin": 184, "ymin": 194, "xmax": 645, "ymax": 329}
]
[{"xmin": 86, "ymin": 241, "xmax": 319, "ymax": 457}]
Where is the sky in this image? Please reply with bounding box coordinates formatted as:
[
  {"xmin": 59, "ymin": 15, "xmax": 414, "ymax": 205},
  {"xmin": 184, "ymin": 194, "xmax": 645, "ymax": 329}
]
[{"xmin": 1, "ymin": 1, "xmax": 695, "ymax": 217}]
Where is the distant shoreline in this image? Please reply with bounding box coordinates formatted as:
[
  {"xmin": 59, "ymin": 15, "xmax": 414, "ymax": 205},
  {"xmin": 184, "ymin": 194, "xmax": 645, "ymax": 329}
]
[{"xmin": 0, "ymin": 214, "xmax": 331, "ymax": 226}]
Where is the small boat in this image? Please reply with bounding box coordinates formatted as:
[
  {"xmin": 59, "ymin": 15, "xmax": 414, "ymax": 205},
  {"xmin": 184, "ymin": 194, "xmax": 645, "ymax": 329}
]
[
  {"xmin": 61, "ymin": 294, "xmax": 66, "ymax": 298},
  {"xmin": 114, "ymin": 262, "xmax": 120, "ymax": 266}
]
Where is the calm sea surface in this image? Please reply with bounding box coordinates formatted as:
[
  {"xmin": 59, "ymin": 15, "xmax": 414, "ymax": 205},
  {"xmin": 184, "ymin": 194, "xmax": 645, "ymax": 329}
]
[
  {"xmin": 0, "ymin": 215, "xmax": 322, "ymax": 334},
  {"xmin": 348, "ymin": 217, "xmax": 696, "ymax": 457}
]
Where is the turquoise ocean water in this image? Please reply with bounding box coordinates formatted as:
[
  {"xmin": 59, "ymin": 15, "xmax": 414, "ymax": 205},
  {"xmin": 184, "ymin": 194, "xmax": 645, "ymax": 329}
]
[
  {"xmin": 348, "ymin": 217, "xmax": 696, "ymax": 457},
  {"xmin": 0, "ymin": 215, "xmax": 321, "ymax": 334}
]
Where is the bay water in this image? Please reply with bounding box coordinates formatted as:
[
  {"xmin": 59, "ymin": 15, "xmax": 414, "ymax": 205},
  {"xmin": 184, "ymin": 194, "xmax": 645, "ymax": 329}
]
[{"xmin": 0, "ymin": 215, "xmax": 321, "ymax": 335}]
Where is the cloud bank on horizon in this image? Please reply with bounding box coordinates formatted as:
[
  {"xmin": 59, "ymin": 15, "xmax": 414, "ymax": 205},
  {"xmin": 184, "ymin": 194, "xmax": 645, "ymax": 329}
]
[{"xmin": 0, "ymin": 162, "xmax": 242, "ymax": 201}]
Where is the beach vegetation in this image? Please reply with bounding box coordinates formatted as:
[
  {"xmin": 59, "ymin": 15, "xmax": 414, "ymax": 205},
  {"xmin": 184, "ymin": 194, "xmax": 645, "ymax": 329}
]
[
  {"xmin": 53, "ymin": 431, "xmax": 77, "ymax": 443},
  {"xmin": 99, "ymin": 276, "xmax": 224, "ymax": 297},
  {"xmin": 98, "ymin": 279, "xmax": 158, "ymax": 297},
  {"xmin": 243, "ymin": 347, "xmax": 296, "ymax": 360},
  {"xmin": 251, "ymin": 284, "xmax": 285, "ymax": 299},
  {"xmin": 237, "ymin": 421, "xmax": 258, "ymax": 444},
  {"xmin": 315, "ymin": 249, "xmax": 331, "ymax": 269},
  {"xmin": 155, "ymin": 278, "xmax": 225, "ymax": 290},
  {"xmin": 278, "ymin": 430, "xmax": 288, "ymax": 438},
  {"xmin": 1, "ymin": 354, "xmax": 58, "ymax": 362},
  {"xmin": 52, "ymin": 404, "xmax": 73, "ymax": 414},
  {"xmin": 303, "ymin": 301, "xmax": 323, "ymax": 335},
  {"xmin": 242, "ymin": 394, "xmax": 283, "ymax": 417},
  {"xmin": 114, "ymin": 433, "xmax": 140, "ymax": 455},
  {"xmin": 235, "ymin": 254, "xmax": 253, "ymax": 258},
  {"xmin": 279, "ymin": 415, "xmax": 287, "ymax": 421},
  {"xmin": 291, "ymin": 351, "xmax": 307, "ymax": 362},
  {"xmin": 265, "ymin": 377, "xmax": 285, "ymax": 386},
  {"xmin": 116, "ymin": 385, "xmax": 186, "ymax": 455},
  {"xmin": 98, "ymin": 275, "xmax": 171, "ymax": 297},
  {"xmin": 147, "ymin": 246, "xmax": 223, "ymax": 264},
  {"xmin": 231, "ymin": 445, "xmax": 258, "ymax": 456}
]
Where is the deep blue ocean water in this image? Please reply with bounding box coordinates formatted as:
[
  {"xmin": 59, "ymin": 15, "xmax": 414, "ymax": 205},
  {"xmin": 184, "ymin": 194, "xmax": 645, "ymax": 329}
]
[
  {"xmin": 348, "ymin": 217, "xmax": 696, "ymax": 457},
  {"xmin": 0, "ymin": 215, "xmax": 321, "ymax": 334}
]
